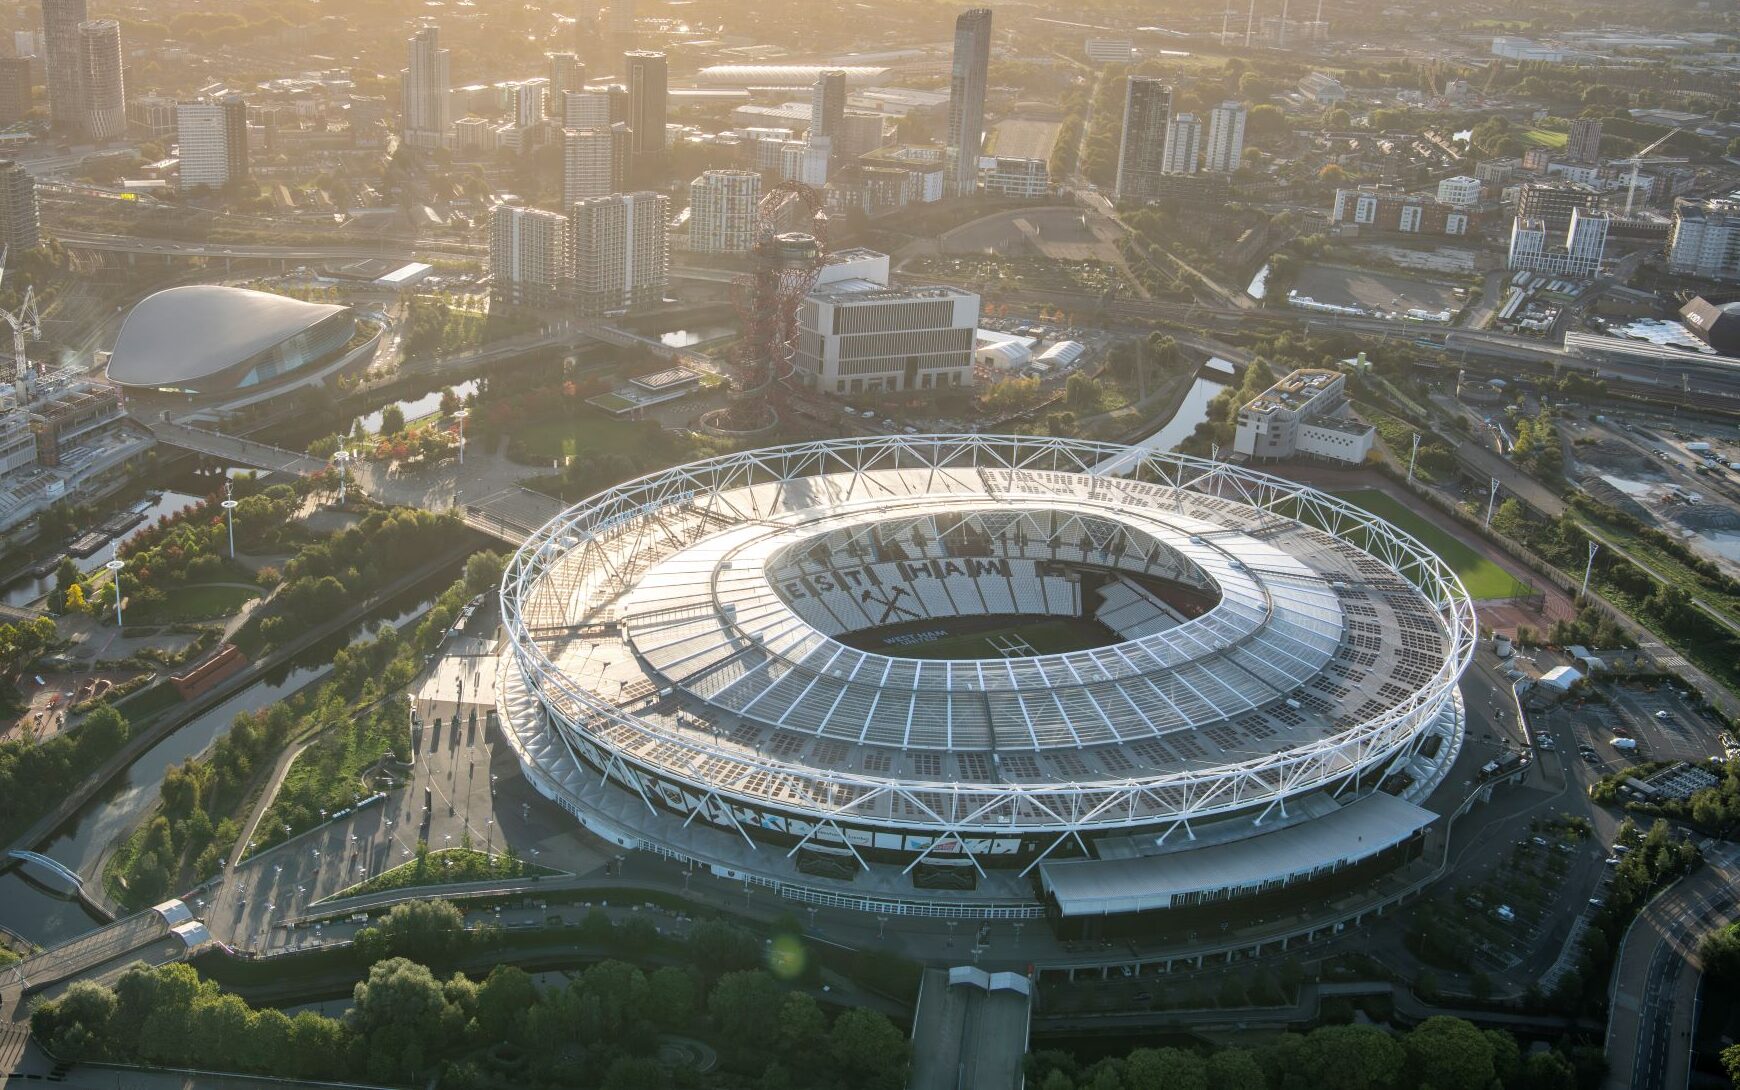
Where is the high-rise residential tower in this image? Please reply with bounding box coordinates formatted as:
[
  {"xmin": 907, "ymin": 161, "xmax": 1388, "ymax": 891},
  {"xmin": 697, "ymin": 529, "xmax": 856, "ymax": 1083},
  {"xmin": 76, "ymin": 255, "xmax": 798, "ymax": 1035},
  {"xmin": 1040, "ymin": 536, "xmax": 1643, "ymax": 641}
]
[
  {"xmin": 567, "ymin": 191, "xmax": 668, "ymax": 315},
  {"xmin": 811, "ymin": 70, "xmax": 846, "ymax": 144},
  {"xmin": 401, "ymin": 24, "xmax": 451, "ymax": 149},
  {"xmin": 1566, "ymin": 118, "xmax": 1602, "ymax": 165},
  {"xmin": 1162, "ymin": 113, "xmax": 1201, "ymax": 175},
  {"xmin": 562, "ymin": 124, "xmax": 629, "ymax": 207},
  {"xmin": 0, "ymin": 159, "xmax": 40, "ymax": 257},
  {"xmin": 76, "ymin": 19, "xmax": 123, "ymax": 141},
  {"xmin": 0, "ymin": 58, "xmax": 31, "ymax": 124},
  {"xmin": 1203, "ymin": 101, "xmax": 1246, "ymax": 173},
  {"xmin": 41, "ymin": 0, "xmax": 86, "ymax": 133},
  {"xmin": 562, "ymin": 88, "xmax": 612, "ymax": 128},
  {"xmin": 608, "ymin": 0, "xmax": 636, "ymax": 57},
  {"xmin": 688, "ymin": 169, "xmax": 760, "ymax": 254},
  {"xmin": 176, "ymin": 96, "xmax": 250, "ymax": 189},
  {"xmin": 490, "ymin": 205, "xmax": 568, "ymax": 308},
  {"xmin": 547, "ymin": 52, "xmax": 584, "ymax": 117},
  {"xmin": 944, "ymin": 8, "xmax": 992, "ymax": 198},
  {"xmin": 624, "ymin": 51, "xmax": 666, "ymax": 159},
  {"xmin": 1114, "ymin": 77, "xmax": 1170, "ymax": 202}
]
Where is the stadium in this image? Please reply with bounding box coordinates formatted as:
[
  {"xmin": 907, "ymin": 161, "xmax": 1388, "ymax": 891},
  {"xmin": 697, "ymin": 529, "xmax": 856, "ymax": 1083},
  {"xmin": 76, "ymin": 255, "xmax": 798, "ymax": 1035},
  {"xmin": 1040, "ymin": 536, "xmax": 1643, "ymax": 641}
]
[
  {"xmin": 105, "ymin": 285, "xmax": 362, "ymax": 401},
  {"xmin": 497, "ymin": 436, "xmax": 1474, "ymax": 932}
]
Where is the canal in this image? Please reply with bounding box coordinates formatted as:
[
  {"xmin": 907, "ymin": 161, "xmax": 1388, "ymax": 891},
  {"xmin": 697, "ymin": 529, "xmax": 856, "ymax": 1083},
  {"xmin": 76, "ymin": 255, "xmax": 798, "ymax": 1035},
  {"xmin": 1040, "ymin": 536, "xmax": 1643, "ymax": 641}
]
[{"xmin": 0, "ymin": 571, "xmax": 458, "ymax": 949}]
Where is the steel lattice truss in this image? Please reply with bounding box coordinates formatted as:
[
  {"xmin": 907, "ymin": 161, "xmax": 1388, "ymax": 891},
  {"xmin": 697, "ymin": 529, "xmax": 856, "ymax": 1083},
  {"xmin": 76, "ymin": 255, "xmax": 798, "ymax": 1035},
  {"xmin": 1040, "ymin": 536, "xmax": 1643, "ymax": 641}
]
[{"xmin": 500, "ymin": 436, "xmax": 1475, "ymax": 866}]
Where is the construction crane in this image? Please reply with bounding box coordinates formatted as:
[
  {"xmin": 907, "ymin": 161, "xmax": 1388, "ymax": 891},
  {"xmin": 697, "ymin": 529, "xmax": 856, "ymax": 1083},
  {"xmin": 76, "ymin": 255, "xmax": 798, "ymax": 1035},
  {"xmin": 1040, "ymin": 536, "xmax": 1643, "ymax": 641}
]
[
  {"xmin": 0, "ymin": 252, "xmax": 40, "ymax": 392},
  {"xmin": 1612, "ymin": 128, "xmax": 1689, "ymax": 216}
]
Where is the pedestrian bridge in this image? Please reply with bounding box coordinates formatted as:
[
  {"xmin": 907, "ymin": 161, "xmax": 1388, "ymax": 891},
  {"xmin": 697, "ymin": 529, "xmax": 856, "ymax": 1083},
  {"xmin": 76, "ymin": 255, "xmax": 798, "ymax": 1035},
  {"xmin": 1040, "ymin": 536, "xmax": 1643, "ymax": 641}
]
[
  {"xmin": 6, "ymin": 850, "xmax": 84, "ymax": 897},
  {"xmin": 147, "ymin": 420, "xmax": 327, "ymax": 477}
]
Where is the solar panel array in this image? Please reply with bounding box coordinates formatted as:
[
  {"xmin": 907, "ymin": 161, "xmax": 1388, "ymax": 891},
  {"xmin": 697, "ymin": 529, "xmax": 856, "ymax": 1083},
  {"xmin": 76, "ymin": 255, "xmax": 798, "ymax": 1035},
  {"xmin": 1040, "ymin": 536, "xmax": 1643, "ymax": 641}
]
[{"xmin": 519, "ymin": 465, "xmax": 1455, "ymax": 801}]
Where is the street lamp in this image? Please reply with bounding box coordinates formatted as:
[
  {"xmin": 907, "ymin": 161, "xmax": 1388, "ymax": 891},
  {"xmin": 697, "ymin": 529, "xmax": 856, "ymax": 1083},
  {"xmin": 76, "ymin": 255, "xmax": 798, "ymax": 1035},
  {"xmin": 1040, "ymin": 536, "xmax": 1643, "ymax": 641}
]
[
  {"xmin": 1484, "ymin": 477, "xmax": 1500, "ymax": 529},
  {"xmin": 1582, "ymin": 540, "xmax": 1600, "ymax": 600},
  {"xmin": 454, "ymin": 408, "xmax": 469, "ymax": 466},
  {"xmin": 334, "ymin": 449, "xmax": 351, "ymax": 505},
  {"xmin": 222, "ymin": 498, "xmax": 238, "ymax": 558},
  {"xmin": 104, "ymin": 546, "xmax": 124, "ymax": 629}
]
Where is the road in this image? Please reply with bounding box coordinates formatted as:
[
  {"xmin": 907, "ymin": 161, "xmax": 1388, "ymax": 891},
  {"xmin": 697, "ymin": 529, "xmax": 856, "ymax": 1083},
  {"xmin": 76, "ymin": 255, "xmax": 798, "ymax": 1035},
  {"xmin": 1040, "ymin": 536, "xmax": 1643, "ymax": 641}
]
[{"xmin": 1606, "ymin": 842, "xmax": 1740, "ymax": 1090}]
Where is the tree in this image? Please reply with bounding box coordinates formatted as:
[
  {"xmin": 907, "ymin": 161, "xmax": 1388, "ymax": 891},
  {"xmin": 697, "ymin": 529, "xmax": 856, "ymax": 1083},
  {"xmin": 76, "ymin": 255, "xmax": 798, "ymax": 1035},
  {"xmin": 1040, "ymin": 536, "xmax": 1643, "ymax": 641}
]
[
  {"xmin": 1294, "ymin": 1025, "xmax": 1404, "ymax": 1090},
  {"xmin": 602, "ymin": 1056, "xmax": 668, "ymax": 1090},
  {"xmin": 1246, "ymin": 104, "xmax": 1285, "ymax": 137},
  {"xmin": 349, "ymin": 957, "xmax": 463, "ymax": 1083},
  {"xmin": 1206, "ymin": 1048, "xmax": 1268, "ymax": 1089},
  {"xmin": 1125, "ymin": 1046, "xmax": 1208, "ymax": 1090},
  {"xmin": 353, "ymin": 898, "xmax": 469, "ymax": 963},
  {"xmin": 1521, "ymin": 1049, "xmax": 1577, "ymax": 1090},
  {"xmin": 1483, "ymin": 1029, "xmax": 1521, "ymax": 1087},
  {"xmin": 708, "ymin": 971, "xmax": 784, "ymax": 1045},
  {"xmin": 688, "ymin": 919, "xmax": 762, "ymax": 977},
  {"xmin": 379, "ymin": 404, "xmax": 407, "ymax": 436},
  {"xmin": 33, "ymin": 980, "xmax": 117, "ymax": 1060},
  {"xmin": 439, "ymin": 387, "xmax": 462, "ymax": 417},
  {"xmin": 474, "ymin": 964, "xmax": 537, "ymax": 1043},
  {"xmin": 645, "ymin": 966, "xmax": 696, "ymax": 1030},
  {"xmin": 1699, "ymin": 922, "xmax": 1740, "ymax": 983},
  {"xmin": 1403, "ymin": 1016, "xmax": 1493, "ymax": 1090},
  {"xmin": 774, "ymin": 991, "xmax": 826, "ymax": 1057},
  {"xmin": 463, "ymin": 551, "xmax": 505, "ymax": 596},
  {"xmin": 828, "ymin": 1007, "xmax": 908, "ymax": 1090}
]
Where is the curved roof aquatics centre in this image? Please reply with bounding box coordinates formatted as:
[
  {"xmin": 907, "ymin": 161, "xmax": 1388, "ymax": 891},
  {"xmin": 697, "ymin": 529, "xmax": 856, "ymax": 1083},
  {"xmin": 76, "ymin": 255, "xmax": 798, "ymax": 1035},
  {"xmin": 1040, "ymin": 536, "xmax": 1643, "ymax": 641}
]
[
  {"xmin": 496, "ymin": 436, "xmax": 1474, "ymax": 926},
  {"xmin": 106, "ymin": 285, "xmax": 357, "ymax": 397}
]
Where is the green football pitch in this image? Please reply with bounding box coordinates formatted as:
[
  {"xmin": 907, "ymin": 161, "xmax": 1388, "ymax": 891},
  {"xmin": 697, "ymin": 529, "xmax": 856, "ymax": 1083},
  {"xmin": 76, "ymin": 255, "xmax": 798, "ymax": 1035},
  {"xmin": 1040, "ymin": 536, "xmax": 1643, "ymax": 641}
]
[
  {"xmin": 846, "ymin": 617, "xmax": 1115, "ymax": 659},
  {"xmin": 1332, "ymin": 488, "xmax": 1531, "ymax": 600}
]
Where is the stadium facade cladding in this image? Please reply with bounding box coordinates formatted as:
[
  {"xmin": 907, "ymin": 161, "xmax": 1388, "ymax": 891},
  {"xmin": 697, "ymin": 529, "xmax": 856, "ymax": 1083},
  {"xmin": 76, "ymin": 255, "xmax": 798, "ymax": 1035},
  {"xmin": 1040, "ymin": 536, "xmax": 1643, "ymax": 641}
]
[{"xmin": 498, "ymin": 436, "xmax": 1473, "ymax": 928}]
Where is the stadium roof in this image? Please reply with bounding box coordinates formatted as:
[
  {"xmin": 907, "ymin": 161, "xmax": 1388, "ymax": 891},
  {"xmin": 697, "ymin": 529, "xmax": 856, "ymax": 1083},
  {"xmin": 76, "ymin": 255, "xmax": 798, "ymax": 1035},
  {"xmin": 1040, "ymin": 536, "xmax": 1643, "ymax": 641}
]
[
  {"xmin": 107, "ymin": 285, "xmax": 349, "ymax": 388},
  {"xmin": 1038, "ymin": 792, "xmax": 1435, "ymax": 915}
]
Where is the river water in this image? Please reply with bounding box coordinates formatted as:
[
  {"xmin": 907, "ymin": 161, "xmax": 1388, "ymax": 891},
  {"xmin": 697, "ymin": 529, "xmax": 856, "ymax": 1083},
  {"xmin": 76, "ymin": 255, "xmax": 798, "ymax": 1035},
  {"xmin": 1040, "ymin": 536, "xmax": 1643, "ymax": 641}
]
[
  {"xmin": 3, "ymin": 489, "xmax": 207, "ymax": 609},
  {"xmin": 347, "ymin": 378, "xmax": 482, "ymax": 437},
  {"xmin": 0, "ymin": 577, "xmax": 453, "ymax": 949},
  {"xmin": 1136, "ymin": 375, "xmax": 1228, "ymax": 452}
]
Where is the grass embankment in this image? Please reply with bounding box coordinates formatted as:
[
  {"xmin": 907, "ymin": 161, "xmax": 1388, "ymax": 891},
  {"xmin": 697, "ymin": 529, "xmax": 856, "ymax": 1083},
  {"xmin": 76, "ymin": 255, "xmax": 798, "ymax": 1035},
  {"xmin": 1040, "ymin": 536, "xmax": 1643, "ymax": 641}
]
[
  {"xmin": 1332, "ymin": 488, "xmax": 1532, "ymax": 600},
  {"xmin": 324, "ymin": 847, "xmax": 560, "ymax": 901}
]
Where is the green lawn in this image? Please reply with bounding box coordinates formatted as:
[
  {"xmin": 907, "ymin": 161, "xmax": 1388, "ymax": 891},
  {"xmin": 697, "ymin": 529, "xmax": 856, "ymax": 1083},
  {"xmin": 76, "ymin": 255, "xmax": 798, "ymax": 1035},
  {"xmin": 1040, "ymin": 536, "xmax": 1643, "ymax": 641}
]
[
  {"xmin": 1523, "ymin": 128, "xmax": 1568, "ymax": 149},
  {"xmin": 133, "ymin": 583, "xmax": 260, "ymax": 623},
  {"xmin": 1333, "ymin": 489, "xmax": 1530, "ymax": 600},
  {"xmin": 514, "ymin": 412, "xmax": 672, "ymax": 463}
]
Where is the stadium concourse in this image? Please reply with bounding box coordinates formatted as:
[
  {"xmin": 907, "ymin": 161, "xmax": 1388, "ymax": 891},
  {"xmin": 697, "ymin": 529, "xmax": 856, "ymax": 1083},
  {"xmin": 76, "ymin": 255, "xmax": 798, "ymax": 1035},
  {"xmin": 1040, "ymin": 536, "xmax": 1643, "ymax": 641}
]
[{"xmin": 496, "ymin": 436, "xmax": 1475, "ymax": 938}]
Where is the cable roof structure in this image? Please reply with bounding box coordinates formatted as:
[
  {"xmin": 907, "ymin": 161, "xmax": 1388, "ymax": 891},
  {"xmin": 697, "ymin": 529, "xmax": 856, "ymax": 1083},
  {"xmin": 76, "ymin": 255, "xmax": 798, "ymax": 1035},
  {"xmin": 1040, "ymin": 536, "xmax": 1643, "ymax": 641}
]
[{"xmin": 497, "ymin": 436, "xmax": 1474, "ymax": 921}]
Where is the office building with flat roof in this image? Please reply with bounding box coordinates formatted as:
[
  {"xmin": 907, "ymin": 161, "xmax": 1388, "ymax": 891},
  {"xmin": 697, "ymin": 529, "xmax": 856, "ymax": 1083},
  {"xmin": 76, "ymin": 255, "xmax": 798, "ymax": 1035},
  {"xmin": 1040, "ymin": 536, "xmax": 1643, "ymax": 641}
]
[
  {"xmin": 1234, "ymin": 369, "xmax": 1374, "ymax": 464},
  {"xmin": 795, "ymin": 279, "xmax": 980, "ymax": 394}
]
